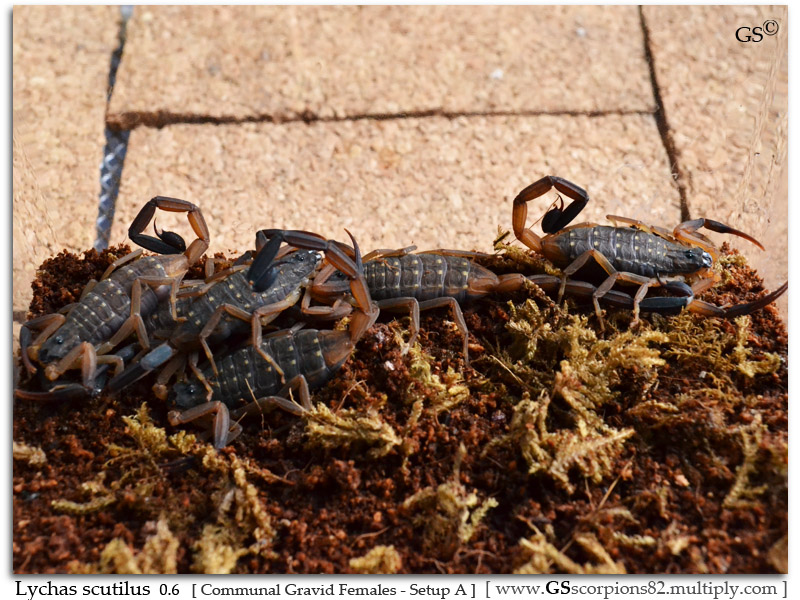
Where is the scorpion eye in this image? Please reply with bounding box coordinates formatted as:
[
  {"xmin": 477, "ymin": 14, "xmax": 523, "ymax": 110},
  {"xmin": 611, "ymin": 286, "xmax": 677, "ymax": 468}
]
[{"xmin": 54, "ymin": 335, "xmax": 64, "ymax": 345}]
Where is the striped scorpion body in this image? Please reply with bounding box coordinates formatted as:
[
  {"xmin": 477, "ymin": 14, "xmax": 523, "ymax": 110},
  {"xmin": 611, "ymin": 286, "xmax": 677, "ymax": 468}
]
[
  {"xmin": 165, "ymin": 234, "xmax": 380, "ymax": 448},
  {"xmin": 281, "ymin": 240, "xmax": 538, "ymax": 365},
  {"xmin": 303, "ymin": 245, "xmax": 687, "ymax": 362},
  {"xmin": 512, "ymin": 175, "xmax": 788, "ymax": 325},
  {"xmin": 108, "ymin": 229, "xmax": 366, "ymax": 400},
  {"xmin": 17, "ymin": 197, "xmax": 209, "ymax": 400}
]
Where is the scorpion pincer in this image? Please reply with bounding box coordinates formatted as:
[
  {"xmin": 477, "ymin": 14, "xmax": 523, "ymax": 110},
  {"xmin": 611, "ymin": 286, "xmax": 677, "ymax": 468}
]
[
  {"xmin": 165, "ymin": 233, "xmax": 380, "ymax": 448},
  {"xmin": 17, "ymin": 197, "xmax": 209, "ymax": 399},
  {"xmin": 511, "ymin": 175, "xmax": 788, "ymax": 325}
]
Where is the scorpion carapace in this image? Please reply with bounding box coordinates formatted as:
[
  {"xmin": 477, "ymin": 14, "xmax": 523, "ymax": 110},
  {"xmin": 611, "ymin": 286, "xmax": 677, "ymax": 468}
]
[
  {"xmin": 164, "ymin": 234, "xmax": 380, "ymax": 448},
  {"xmin": 511, "ymin": 175, "xmax": 787, "ymax": 325},
  {"xmin": 18, "ymin": 197, "xmax": 210, "ymax": 399}
]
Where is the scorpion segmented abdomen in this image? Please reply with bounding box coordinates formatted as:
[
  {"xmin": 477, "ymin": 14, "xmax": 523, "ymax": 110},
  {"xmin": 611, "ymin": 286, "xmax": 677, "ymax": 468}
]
[
  {"xmin": 440, "ymin": 255, "xmax": 473, "ymax": 303},
  {"xmin": 365, "ymin": 256, "xmax": 419, "ymax": 301},
  {"xmin": 110, "ymin": 255, "xmax": 173, "ymax": 318},
  {"xmin": 559, "ymin": 226, "xmax": 682, "ymax": 279},
  {"xmin": 210, "ymin": 329, "xmax": 330, "ymax": 409}
]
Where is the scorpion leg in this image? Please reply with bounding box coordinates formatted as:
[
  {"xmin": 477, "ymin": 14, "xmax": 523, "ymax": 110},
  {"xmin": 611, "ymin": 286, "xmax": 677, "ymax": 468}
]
[
  {"xmin": 673, "ymin": 218, "xmax": 765, "ymax": 257},
  {"xmin": 44, "ymin": 341, "xmax": 127, "ymax": 391},
  {"xmin": 372, "ymin": 297, "xmax": 422, "ymax": 355},
  {"xmin": 512, "ymin": 176, "xmax": 590, "ymax": 252},
  {"xmin": 230, "ymin": 374, "xmax": 314, "ymax": 420},
  {"xmin": 152, "ymin": 352, "xmax": 187, "ymax": 400},
  {"xmin": 558, "ymin": 248, "xmax": 658, "ymax": 328},
  {"xmin": 418, "ymin": 297, "xmax": 470, "ymax": 364},
  {"xmin": 605, "ymin": 215, "xmax": 677, "ymax": 243},
  {"xmin": 685, "ymin": 281, "xmax": 788, "ymax": 318},
  {"xmin": 168, "ymin": 401, "xmax": 240, "ymax": 449},
  {"xmin": 528, "ymin": 273, "xmax": 703, "ymax": 316},
  {"xmin": 98, "ymin": 248, "xmax": 145, "ymax": 282}
]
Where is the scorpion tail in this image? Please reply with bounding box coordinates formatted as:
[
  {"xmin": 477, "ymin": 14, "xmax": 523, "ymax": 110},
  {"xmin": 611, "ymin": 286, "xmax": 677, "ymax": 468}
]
[
  {"xmin": 108, "ymin": 343, "xmax": 177, "ymax": 393},
  {"xmin": 14, "ymin": 382, "xmax": 92, "ymax": 402}
]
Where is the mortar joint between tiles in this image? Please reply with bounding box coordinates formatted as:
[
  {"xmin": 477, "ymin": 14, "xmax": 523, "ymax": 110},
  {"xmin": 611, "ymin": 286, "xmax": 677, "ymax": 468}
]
[{"xmin": 638, "ymin": 6, "xmax": 691, "ymax": 222}]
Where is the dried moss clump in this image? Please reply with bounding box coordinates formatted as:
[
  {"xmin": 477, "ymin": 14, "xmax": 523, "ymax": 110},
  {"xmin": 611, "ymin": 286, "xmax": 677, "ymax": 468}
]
[
  {"xmin": 72, "ymin": 519, "xmax": 179, "ymax": 574},
  {"xmin": 488, "ymin": 304, "xmax": 667, "ymax": 493},
  {"xmin": 349, "ymin": 545, "xmax": 403, "ymax": 574},
  {"xmin": 303, "ymin": 402, "xmax": 401, "ymax": 459},
  {"xmin": 404, "ymin": 339, "xmax": 470, "ymax": 415},
  {"xmin": 402, "ymin": 444, "xmax": 498, "ymax": 559},
  {"xmin": 515, "ymin": 527, "xmax": 625, "ymax": 575}
]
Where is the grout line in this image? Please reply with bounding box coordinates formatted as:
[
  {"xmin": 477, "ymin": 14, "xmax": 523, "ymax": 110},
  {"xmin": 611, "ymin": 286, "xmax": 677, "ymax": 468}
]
[
  {"xmin": 107, "ymin": 107, "xmax": 655, "ymax": 132},
  {"xmin": 94, "ymin": 6, "xmax": 134, "ymax": 251},
  {"xmin": 638, "ymin": 6, "xmax": 690, "ymax": 222}
]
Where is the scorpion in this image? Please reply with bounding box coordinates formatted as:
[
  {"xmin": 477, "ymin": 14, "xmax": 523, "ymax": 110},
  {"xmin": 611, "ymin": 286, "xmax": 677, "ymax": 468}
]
[
  {"xmin": 511, "ymin": 175, "xmax": 788, "ymax": 325},
  {"xmin": 17, "ymin": 197, "xmax": 209, "ymax": 399},
  {"xmin": 164, "ymin": 235, "xmax": 380, "ymax": 448},
  {"xmin": 259, "ymin": 231, "xmax": 713, "ymax": 364},
  {"xmin": 258, "ymin": 230, "xmax": 552, "ymax": 365},
  {"xmin": 108, "ymin": 229, "xmax": 367, "ymax": 400}
]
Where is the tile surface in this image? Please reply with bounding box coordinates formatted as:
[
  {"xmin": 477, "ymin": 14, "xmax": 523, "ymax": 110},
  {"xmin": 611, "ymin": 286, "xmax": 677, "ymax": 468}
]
[
  {"xmin": 644, "ymin": 5, "xmax": 787, "ymax": 302},
  {"xmin": 13, "ymin": 5, "xmax": 788, "ymax": 325},
  {"xmin": 108, "ymin": 5, "xmax": 654, "ymax": 124},
  {"xmin": 110, "ymin": 116, "xmax": 680, "ymax": 258},
  {"xmin": 13, "ymin": 5, "xmax": 120, "ymax": 320}
]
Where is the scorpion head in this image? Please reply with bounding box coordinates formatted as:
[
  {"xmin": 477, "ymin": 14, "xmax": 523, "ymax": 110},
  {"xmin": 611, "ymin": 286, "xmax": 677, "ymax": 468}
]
[
  {"xmin": 169, "ymin": 380, "xmax": 207, "ymax": 411},
  {"xmin": 276, "ymin": 249, "xmax": 322, "ymax": 281},
  {"xmin": 38, "ymin": 327, "xmax": 82, "ymax": 364},
  {"xmin": 668, "ymin": 246, "xmax": 713, "ymax": 273}
]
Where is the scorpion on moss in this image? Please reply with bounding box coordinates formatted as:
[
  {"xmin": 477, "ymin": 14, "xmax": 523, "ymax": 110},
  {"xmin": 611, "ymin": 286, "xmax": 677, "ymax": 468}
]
[
  {"xmin": 164, "ymin": 233, "xmax": 380, "ymax": 448},
  {"xmin": 511, "ymin": 175, "xmax": 787, "ymax": 325}
]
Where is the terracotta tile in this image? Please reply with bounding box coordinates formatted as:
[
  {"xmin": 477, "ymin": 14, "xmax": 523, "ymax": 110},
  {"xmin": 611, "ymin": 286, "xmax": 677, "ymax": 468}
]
[
  {"xmin": 644, "ymin": 5, "xmax": 787, "ymax": 297},
  {"xmin": 108, "ymin": 5, "xmax": 653, "ymax": 125},
  {"xmin": 110, "ymin": 115, "xmax": 680, "ymax": 258},
  {"xmin": 13, "ymin": 5, "xmax": 120, "ymax": 320}
]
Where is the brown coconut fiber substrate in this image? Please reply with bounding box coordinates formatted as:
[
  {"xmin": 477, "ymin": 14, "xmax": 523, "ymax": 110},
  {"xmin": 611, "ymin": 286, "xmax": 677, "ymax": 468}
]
[{"xmin": 13, "ymin": 243, "xmax": 787, "ymax": 574}]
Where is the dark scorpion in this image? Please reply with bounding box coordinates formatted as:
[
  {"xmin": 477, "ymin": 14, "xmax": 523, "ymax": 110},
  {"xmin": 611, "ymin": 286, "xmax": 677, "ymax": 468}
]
[
  {"xmin": 511, "ymin": 175, "xmax": 788, "ymax": 325},
  {"xmin": 165, "ymin": 235, "xmax": 380, "ymax": 448},
  {"xmin": 256, "ymin": 230, "xmax": 548, "ymax": 365},
  {"xmin": 108, "ymin": 229, "xmax": 368, "ymax": 400},
  {"xmin": 267, "ymin": 233, "xmax": 671, "ymax": 365},
  {"xmin": 17, "ymin": 197, "xmax": 209, "ymax": 400}
]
